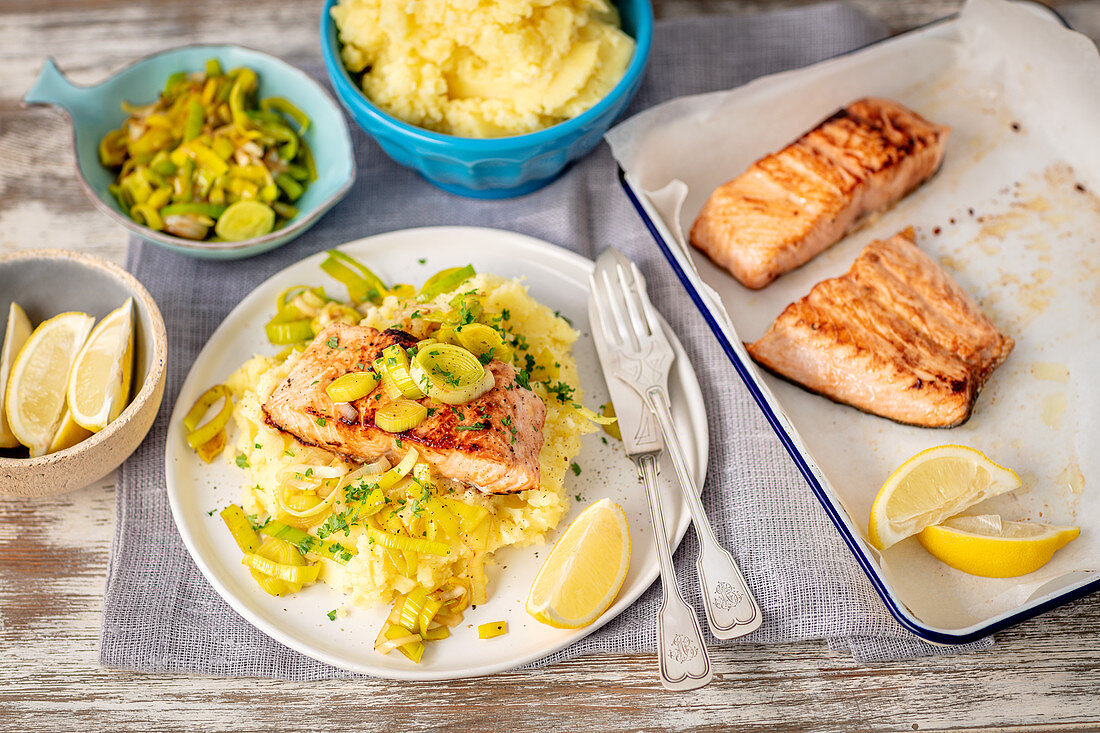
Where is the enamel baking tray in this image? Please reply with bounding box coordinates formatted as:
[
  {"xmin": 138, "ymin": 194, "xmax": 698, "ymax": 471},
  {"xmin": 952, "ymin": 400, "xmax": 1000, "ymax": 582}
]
[{"xmin": 608, "ymin": 0, "xmax": 1100, "ymax": 643}]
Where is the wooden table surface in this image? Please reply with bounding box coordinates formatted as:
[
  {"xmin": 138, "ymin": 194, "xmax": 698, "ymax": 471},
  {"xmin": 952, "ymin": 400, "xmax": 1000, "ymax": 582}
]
[{"xmin": 2, "ymin": 1, "xmax": 1099, "ymax": 731}]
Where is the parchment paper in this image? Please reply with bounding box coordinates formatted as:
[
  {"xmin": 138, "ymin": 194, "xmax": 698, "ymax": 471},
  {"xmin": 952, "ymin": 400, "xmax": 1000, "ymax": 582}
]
[{"xmin": 607, "ymin": 0, "xmax": 1100, "ymax": 632}]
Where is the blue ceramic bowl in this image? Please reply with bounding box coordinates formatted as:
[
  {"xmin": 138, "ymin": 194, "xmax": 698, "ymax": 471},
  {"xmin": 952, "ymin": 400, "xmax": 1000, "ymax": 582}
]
[
  {"xmin": 23, "ymin": 45, "xmax": 355, "ymax": 260},
  {"xmin": 321, "ymin": 0, "xmax": 652, "ymax": 198}
]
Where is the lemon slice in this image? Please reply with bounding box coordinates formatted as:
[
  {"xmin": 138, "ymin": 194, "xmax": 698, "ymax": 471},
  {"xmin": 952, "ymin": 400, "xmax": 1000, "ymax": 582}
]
[
  {"xmin": 4, "ymin": 311, "xmax": 95, "ymax": 456},
  {"xmin": 868, "ymin": 445, "xmax": 1020, "ymax": 550},
  {"xmin": 66, "ymin": 298, "xmax": 135, "ymax": 432},
  {"xmin": 525, "ymin": 498, "xmax": 630, "ymax": 629},
  {"xmin": 0, "ymin": 302, "xmax": 33, "ymax": 448},
  {"xmin": 47, "ymin": 408, "xmax": 93, "ymax": 454},
  {"xmin": 918, "ymin": 515, "xmax": 1079, "ymax": 577}
]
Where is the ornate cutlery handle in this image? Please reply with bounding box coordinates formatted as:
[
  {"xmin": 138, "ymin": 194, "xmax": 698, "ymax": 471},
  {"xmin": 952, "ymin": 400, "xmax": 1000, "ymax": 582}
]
[
  {"xmin": 635, "ymin": 453, "xmax": 712, "ymax": 690},
  {"xmin": 646, "ymin": 386, "xmax": 763, "ymax": 640}
]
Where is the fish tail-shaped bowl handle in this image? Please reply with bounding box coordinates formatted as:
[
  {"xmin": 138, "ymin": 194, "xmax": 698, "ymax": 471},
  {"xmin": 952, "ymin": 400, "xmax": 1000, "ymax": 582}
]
[{"xmin": 24, "ymin": 58, "xmax": 93, "ymax": 113}]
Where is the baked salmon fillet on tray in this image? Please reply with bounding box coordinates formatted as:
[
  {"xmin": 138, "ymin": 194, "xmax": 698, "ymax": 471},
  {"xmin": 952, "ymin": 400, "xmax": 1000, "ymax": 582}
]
[
  {"xmin": 746, "ymin": 228, "xmax": 1013, "ymax": 428},
  {"xmin": 689, "ymin": 98, "xmax": 950, "ymax": 289}
]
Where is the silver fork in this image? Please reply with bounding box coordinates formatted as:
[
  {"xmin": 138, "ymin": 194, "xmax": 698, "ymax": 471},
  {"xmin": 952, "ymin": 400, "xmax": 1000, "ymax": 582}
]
[{"xmin": 591, "ymin": 247, "xmax": 762, "ymax": 642}]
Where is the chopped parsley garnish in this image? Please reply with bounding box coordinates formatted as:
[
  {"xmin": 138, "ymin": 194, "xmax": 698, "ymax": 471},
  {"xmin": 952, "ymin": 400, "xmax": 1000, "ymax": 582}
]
[
  {"xmin": 235, "ymin": 454, "xmax": 249, "ymax": 469},
  {"xmin": 326, "ymin": 336, "xmax": 339, "ymax": 349},
  {"xmin": 570, "ymin": 462, "xmax": 582, "ymax": 476},
  {"xmin": 546, "ymin": 381, "xmax": 576, "ymax": 404},
  {"xmin": 284, "ymin": 449, "xmax": 296, "ymax": 457},
  {"xmin": 296, "ymin": 535, "xmax": 317, "ymax": 556},
  {"xmin": 515, "ymin": 369, "xmax": 531, "ymax": 390},
  {"xmin": 455, "ymin": 422, "xmax": 488, "ymax": 431},
  {"xmin": 206, "ymin": 508, "xmax": 217, "ymax": 517},
  {"xmin": 574, "ymin": 494, "xmax": 583, "ymax": 502},
  {"xmin": 554, "ymin": 310, "xmax": 574, "ymax": 326},
  {"xmin": 254, "ymin": 443, "xmax": 262, "ymax": 450},
  {"xmin": 418, "ymin": 257, "xmax": 427, "ymax": 265},
  {"xmin": 395, "ymin": 437, "xmax": 403, "ymax": 448},
  {"xmin": 326, "ymin": 609, "xmax": 338, "ymax": 621},
  {"xmin": 316, "ymin": 416, "xmax": 327, "ymax": 426}
]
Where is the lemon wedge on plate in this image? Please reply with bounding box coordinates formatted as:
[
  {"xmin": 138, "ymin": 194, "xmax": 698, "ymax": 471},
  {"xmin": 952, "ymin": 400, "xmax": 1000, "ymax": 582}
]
[
  {"xmin": 66, "ymin": 298, "xmax": 135, "ymax": 433},
  {"xmin": 0, "ymin": 302, "xmax": 33, "ymax": 448},
  {"xmin": 919, "ymin": 515, "xmax": 1079, "ymax": 577},
  {"xmin": 869, "ymin": 445, "xmax": 1020, "ymax": 550},
  {"xmin": 4, "ymin": 311, "xmax": 95, "ymax": 456},
  {"xmin": 526, "ymin": 498, "xmax": 630, "ymax": 629}
]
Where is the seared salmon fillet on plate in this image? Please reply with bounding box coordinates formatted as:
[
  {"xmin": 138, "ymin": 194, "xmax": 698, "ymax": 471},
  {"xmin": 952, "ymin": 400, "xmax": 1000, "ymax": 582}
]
[
  {"xmin": 746, "ymin": 228, "xmax": 1013, "ymax": 428},
  {"xmin": 690, "ymin": 98, "xmax": 950, "ymax": 289},
  {"xmin": 262, "ymin": 322, "xmax": 547, "ymax": 494}
]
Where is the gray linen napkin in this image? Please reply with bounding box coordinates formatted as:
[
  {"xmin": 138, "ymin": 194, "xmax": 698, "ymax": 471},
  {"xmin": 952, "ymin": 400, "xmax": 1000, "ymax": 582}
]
[{"xmin": 100, "ymin": 3, "xmax": 993, "ymax": 678}]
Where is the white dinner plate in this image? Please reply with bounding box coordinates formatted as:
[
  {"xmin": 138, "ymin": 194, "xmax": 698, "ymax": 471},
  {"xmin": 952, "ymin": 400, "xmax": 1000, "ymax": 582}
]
[{"xmin": 165, "ymin": 226, "xmax": 709, "ymax": 679}]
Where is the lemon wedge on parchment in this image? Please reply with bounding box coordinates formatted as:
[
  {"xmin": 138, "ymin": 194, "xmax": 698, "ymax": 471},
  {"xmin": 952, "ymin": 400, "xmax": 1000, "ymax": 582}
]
[
  {"xmin": 868, "ymin": 445, "xmax": 1020, "ymax": 550},
  {"xmin": 918, "ymin": 515, "xmax": 1079, "ymax": 578}
]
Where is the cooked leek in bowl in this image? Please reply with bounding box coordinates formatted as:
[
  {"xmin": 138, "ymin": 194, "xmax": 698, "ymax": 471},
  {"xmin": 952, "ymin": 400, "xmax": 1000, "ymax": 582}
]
[{"xmin": 100, "ymin": 58, "xmax": 315, "ymax": 242}]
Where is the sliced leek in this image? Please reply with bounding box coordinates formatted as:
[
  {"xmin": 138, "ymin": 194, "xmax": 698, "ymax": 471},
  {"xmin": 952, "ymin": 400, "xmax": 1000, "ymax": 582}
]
[
  {"xmin": 378, "ymin": 448, "xmax": 419, "ymax": 490},
  {"xmin": 456, "ymin": 323, "xmax": 512, "ymax": 363},
  {"xmin": 367, "ymin": 526, "xmax": 452, "ymax": 557},
  {"xmin": 184, "ymin": 385, "xmax": 233, "ymax": 452},
  {"xmin": 265, "ymin": 318, "xmax": 314, "ymax": 344},
  {"xmin": 418, "ymin": 265, "xmax": 475, "ymax": 301},
  {"xmin": 378, "ymin": 344, "xmax": 426, "ymax": 399},
  {"xmin": 242, "ymin": 552, "xmax": 321, "ymax": 584},
  {"xmin": 477, "ymin": 621, "xmax": 507, "ymax": 639},
  {"xmin": 220, "ymin": 504, "xmax": 260, "ymax": 554},
  {"xmin": 440, "ymin": 498, "xmax": 490, "ymax": 532},
  {"xmin": 375, "ymin": 399, "xmax": 428, "ymax": 433},
  {"xmin": 260, "ymin": 519, "xmax": 357, "ymax": 564},
  {"xmin": 410, "ymin": 343, "xmax": 495, "ymax": 405},
  {"xmin": 321, "ymin": 249, "xmax": 387, "ymax": 305},
  {"xmin": 326, "ymin": 371, "xmax": 379, "ymax": 402}
]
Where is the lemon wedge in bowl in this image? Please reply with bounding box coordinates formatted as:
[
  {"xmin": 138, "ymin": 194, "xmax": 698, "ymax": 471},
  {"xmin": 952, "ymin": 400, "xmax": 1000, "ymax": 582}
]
[
  {"xmin": 869, "ymin": 445, "xmax": 1020, "ymax": 550},
  {"xmin": 66, "ymin": 298, "xmax": 135, "ymax": 433},
  {"xmin": 919, "ymin": 515, "xmax": 1079, "ymax": 577},
  {"xmin": 47, "ymin": 407, "xmax": 94, "ymax": 454},
  {"xmin": 526, "ymin": 498, "xmax": 630, "ymax": 629},
  {"xmin": 0, "ymin": 302, "xmax": 33, "ymax": 448},
  {"xmin": 4, "ymin": 311, "xmax": 95, "ymax": 456}
]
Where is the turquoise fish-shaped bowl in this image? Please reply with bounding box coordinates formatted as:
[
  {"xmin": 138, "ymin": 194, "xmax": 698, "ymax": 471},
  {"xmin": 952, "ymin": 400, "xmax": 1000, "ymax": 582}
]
[{"xmin": 23, "ymin": 45, "xmax": 355, "ymax": 260}]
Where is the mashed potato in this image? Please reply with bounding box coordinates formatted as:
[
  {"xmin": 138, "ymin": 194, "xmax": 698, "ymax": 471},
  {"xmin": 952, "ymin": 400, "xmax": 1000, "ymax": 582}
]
[
  {"xmin": 225, "ymin": 273, "xmax": 596, "ymax": 610},
  {"xmin": 332, "ymin": 0, "xmax": 635, "ymax": 137}
]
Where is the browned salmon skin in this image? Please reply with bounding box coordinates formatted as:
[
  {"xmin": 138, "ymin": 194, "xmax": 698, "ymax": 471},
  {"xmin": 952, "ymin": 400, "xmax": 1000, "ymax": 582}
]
[
  {"xmin": 746, "ymin": 228, "xmax": 1013, "ymax": 428},
  {"xmin": 690, "ymin": 98, "xmax": 950, "ymax": 289},
  {"xmin": 262, "ymin": 322, "xmax": 547, "ymax": 494}
]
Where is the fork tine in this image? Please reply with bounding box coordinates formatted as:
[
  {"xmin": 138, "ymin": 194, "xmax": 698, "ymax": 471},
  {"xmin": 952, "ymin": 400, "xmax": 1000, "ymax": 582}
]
[
  {"xmin": 630, "ymin": 261, "xmax": 665, "ymax": 336},
  {"xmin": 591, "ymin": 279, "xmax": 619, "ymax": 346},
  {"xmin": 616, "ymin": 262, "xmax": 652, "ymax": 340},
  {"xmin": 599, "ymin": 267, "xmax": 640, "ymax": 351}
]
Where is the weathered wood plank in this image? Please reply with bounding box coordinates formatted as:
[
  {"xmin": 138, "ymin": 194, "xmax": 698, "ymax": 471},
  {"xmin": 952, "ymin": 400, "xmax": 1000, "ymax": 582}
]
[{"xmin": 1, "ymin": 1, "xmax": 1098, "ymax": 731}]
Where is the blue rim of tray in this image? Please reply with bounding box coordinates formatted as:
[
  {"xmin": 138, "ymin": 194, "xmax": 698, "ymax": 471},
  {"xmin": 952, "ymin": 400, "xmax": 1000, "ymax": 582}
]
[{"xmin": 612, "ymin": 0, "xmax": 1100, "ymax": 645}]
